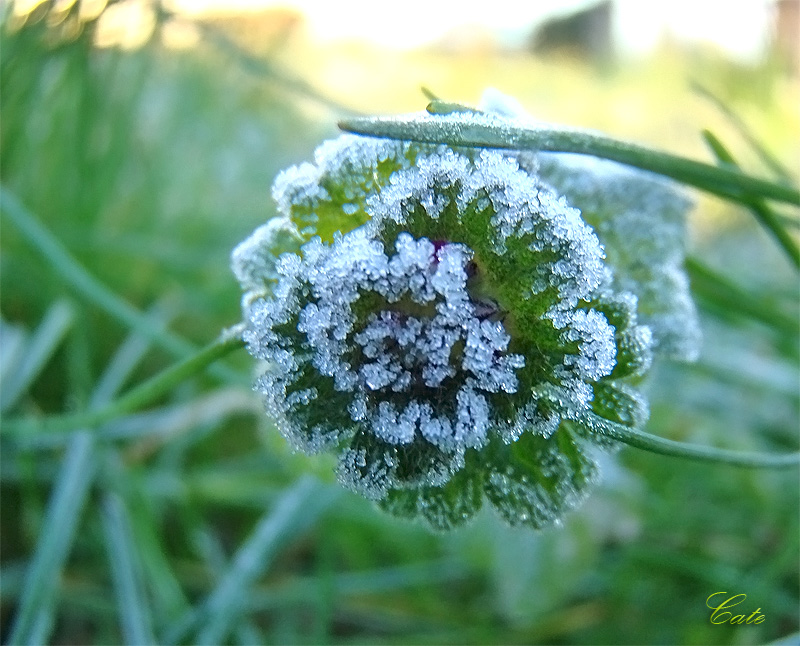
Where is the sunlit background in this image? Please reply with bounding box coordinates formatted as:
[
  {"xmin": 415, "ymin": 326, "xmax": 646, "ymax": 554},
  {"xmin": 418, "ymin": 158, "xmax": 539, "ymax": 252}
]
[{"xmin": 1, "ymin": 1, "xmax": 798, "ymax": 644}]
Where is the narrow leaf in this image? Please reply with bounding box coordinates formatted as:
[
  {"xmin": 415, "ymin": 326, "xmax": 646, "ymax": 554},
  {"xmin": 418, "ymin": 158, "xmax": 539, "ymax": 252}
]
[
  {"xmin": 0, "ymin": 186, "xmax": 243, "ymax": 385},
  {"xmin": 194, "ymin": 477, "xmax": 336, "ymax": 645},
  {"xmin": 6, "ymin": 432, "xmax": 95, "ymax": 645},
  {"xmin": 339, "ymin": 113, "xmax": 800, "ymax": 206},
  {"xmin": 0, "ymin": 300, "xmax": 74, "ymax": 413},
  {"xmin": 686, "ymin": 256, "xmax": 799, "ymax": 338},
  {"xmin": 692, "ymin": 82, "xmax": 794, "ymax": 182},
  {"xmin": 101, "ymin": 493, "xmax": 156, "ymax": 646},
  {"xmin": 702, "ymin": 129, "xmax": 799, "ymax": 269}
]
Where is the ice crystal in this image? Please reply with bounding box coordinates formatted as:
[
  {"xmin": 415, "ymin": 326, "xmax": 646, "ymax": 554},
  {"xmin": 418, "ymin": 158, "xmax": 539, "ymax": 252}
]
[
  {"xmin": 271, "ymin": 134, "xmax": 420, "ymax": 243},
  {"xmin": 245, "ymin": 228, "xmax": 531, "ymax": 497},
  {"xmin": 479, "ymin": 88, "xmax": 701, "ymax": 361},
  {"xmin": 231, "ymin": 217, "xmax": 302, "ymax": 306},
  {"xmin": 235, "ymin": 109, "xmax": 665, "ymax": 530},
  {"xmin": 537, "ymin": 153, "xmax": 700, "ymax": 361}
]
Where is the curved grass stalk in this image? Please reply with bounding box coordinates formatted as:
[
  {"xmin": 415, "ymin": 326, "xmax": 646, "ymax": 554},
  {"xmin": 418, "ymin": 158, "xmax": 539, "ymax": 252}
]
[
  {"xmin": 339, "ymin": 110, "xmax": 800, "ymax": 207},
  {"xmin": 0, "ymin": 186, "xmax": 245, "ymax": 385},
  {"xmin": 702, "ymin": 129, "xmax": 799, "ymax": 269},
  {"xmin": 586, "ymin": 414, "xmax": 799, "ymax": 469},
  {"xmin": 1, "ymin": 329, "xmax": 246, "ymax": 438}
]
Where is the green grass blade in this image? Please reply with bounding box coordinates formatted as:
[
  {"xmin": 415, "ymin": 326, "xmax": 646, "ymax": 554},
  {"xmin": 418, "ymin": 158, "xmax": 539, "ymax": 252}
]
[
  {"xmin": 0, "ymin": 186, "xmax": 243, "ymax": 385},
  {"xmin": 8, "ymin": 388, "xmax": 257, "ymax": 451},
  {"xmin": 6, "ymin": 432, "xmax": 96, "ymax": 646},
  {"xmin": 1, "ymin": 330, "xmax": 246, "ymax": 437},
  {"xmin": 0, "ymin": 300, "xmax": 74, "ymax": 413},
  {"xmin": 339, "ymin": 113, "xmax": 800, "ymax": 206},
  {"xmin": 101, "ymin": 493, "xmax": 156, "ymax": 646},
  {"xmin": 244, "ymin": 560, "xmax": 470, "ymax": 611},
  {"xmin": 193, "ymin": 477, "xmax": 337, "ymax": 645},
  {"xmin": 692, "ymin": 82, "xmax": 795, "ymax": 183},
  {"xmin": 91, "ymin": 305, "xmax": 176, "ymax": 408},
  {"xmin": 190, "ymin": 525, "xmax": 265, "ymax": 645},
  {"xmin": 102, "ymin": 454, "xmax": 192, "ymax": 628},
  {"xmin": 686, "ymin": 256, "xmax": 799, "ymax": 338},
  {"xmin": 0, "ymin": 321, "xmax": 27, "ymax": 385},
  {"xmin": 702, "ymin": 129, "xmax": 800, "ymax": 269}
]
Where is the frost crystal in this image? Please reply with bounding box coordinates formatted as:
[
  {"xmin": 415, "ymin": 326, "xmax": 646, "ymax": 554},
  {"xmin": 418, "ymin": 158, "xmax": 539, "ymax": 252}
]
[
  {"xmin": 478, "ymin": 88, "xmax": 701, "ymax": 361},
  {"xmin": 245, "ymin": 228, "xmax": 530, "ymax": 497},
  {"xmin": 537, "ymin": 153, "xmax": 700, "ymax": 361},
  {"xmin": 231, "ymin": 217, "xmax": 302, "ymax": 306},
  {"xmin": 236, "ymin": 106, "xmax": 667, "ymax": 530}
]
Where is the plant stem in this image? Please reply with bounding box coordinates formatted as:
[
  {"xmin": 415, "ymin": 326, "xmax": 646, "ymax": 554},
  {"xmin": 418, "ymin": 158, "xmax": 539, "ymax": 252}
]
[
  {"xmin": 0, "ymin": 185, "xmax": 245, "ymax": 385},
  {"xmin": 1, "ymin": 330, "xmax": 246, "ymax": 437},
  {"xmin": 589, "ymin": 414, "xmax": 800, "ymax": 469},
  {"xmin": 339, "ymin": 113, "xmax": 800, "ymax": 207}
]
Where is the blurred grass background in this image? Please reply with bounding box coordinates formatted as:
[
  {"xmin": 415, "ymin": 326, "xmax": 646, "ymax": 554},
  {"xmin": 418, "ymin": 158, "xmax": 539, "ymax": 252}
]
[{"xmin": 1, "ymin": 1, "xmax": 798, "ymax": 644}]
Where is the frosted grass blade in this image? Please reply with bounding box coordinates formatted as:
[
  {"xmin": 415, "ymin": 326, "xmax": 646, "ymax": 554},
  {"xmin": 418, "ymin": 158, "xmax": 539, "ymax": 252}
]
[
  {"xmin": 0, "ymin": 186, "xmax": 243, "ymax": 385},
  {"xmin": 194, "ymin": 477, "xmax": 336, "ymax": 645},
  {"xmin": 339, "ymin": 113, "xmax": 800, "ymax": 206},
  {"xmin": 101, "ymin": 493, "xmax": 156, "ymax": 646},
  {"xmin": 6, "ymin": 432, "xmax": 95, "ymax": 645}
]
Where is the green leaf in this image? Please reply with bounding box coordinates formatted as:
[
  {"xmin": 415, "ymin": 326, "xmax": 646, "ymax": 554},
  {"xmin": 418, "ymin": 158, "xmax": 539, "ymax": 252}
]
[
  {"xmin": 379, "ymin": 462, "xmax": 484, "ymax": 531},
  {"xmin": 6, "ymin": 432, "xmax": 96, "ymax": 646},
  {"xmin": 193, "ymin": 477, "xmax": 337, "ymax": 645},
  {"xmin": 483, "ymin": 429, "xmax": 598, "ymax": 529}
]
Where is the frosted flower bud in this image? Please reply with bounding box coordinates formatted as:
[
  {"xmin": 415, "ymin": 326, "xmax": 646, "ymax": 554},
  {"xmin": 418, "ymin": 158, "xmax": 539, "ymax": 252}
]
[
  {"xmin": 236, "ymin": 126, "xmax": 655, "ymax": 529},
  {"xmin": 479, "ymin": 88, "xmax": 701, "ymax": 361},
  {"xmin": 231, "ymin": 217, "xmax": 303, "ymax": 306}
]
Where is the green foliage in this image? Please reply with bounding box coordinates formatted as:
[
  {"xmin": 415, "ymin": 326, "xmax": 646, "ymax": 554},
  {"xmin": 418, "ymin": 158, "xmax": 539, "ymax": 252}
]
[{"xmin": 1, "ymin": 3, "xmax": 798, "ymax": 645}]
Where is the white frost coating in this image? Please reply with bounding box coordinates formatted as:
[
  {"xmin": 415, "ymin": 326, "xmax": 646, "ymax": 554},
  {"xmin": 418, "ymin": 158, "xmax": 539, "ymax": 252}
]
[
  {"xmin": 553, "ymin": 309, "xmax": 617, "ymax": 382},
  {"xmin": 336, "ymin": 447, "xmax": 393, "ymax": 500},
  {"xmin": 365, "ymin": 145, "xmax": 624, "ymax": 440},
  {"xmin": 237, "ymin": 124, "xmax": 662, "ymax": 509},
  {"xmin": 368, "ymin": 148, "xmax": 606, "ymax": 311},
  {"xmin": 538, "ymin": 151, "xmax": 700, "ymax": 361},
  {"xmin": 314, "ymin": 134, "xmax": 405, "ymax": 179},
  {"xmin": 479, "ymin": 87, "xmax": 531, "ymax": 121},
  {"xmin": 272, "ymin": 162, "xmax": 328, "ymax": 221},
  {"xmin": 231, "ymin": 217, "xmax": 303, "ymax": 307},
  {"xmin": 475, "ymin": 89, "xmax": 700, "ymax": 362},
  {"xmin": 485, "ymin": 438, "xmax": 598, "ymax": 527},
  {"xmin": 271, "ymin": 133, "xmax": 414, "ymax": 237},
  {"xmin": 246, "ymin": 227, "xmax": 527, "ymax": 465}
]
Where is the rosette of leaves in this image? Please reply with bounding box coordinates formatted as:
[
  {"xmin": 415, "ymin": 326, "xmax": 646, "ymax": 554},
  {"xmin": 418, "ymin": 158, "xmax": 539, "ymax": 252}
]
[
  {"xmin": 233, "ymin": 116, "xmax": 695, "ymax": 530},
  {"xmin": 479, "ymin": 87, "xmax": 700, "ymax": 360}
]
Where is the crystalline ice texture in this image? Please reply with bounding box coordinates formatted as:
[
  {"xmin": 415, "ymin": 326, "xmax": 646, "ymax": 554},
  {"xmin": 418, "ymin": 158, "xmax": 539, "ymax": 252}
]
[
  {"xmin": 230, "ymin": 217, "xmax": 302, "ymax": 306},
  {"xmin": 476, "ymin": 87, "xmax": 699, "ymax": 362},
  {"xmin": 366, "ymin": 146, "xmax": 619, "ymax": 436},
  {"xmin": 237, "ymin": 118, "xmax": 661, "ymax": 525}
]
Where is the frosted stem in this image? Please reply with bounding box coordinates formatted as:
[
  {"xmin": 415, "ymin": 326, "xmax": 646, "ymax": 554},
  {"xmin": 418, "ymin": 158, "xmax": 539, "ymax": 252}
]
[
  {"xmin": 586, "ymin": 414, "xmax": 800, "ymax": 469},
  {"xmin": 339, "ymin": 113, "xmax": 800, "ymax": 207},
  {"xmin": 1, "ymin": 327, "xmax": 246, "ymax": 437}
]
